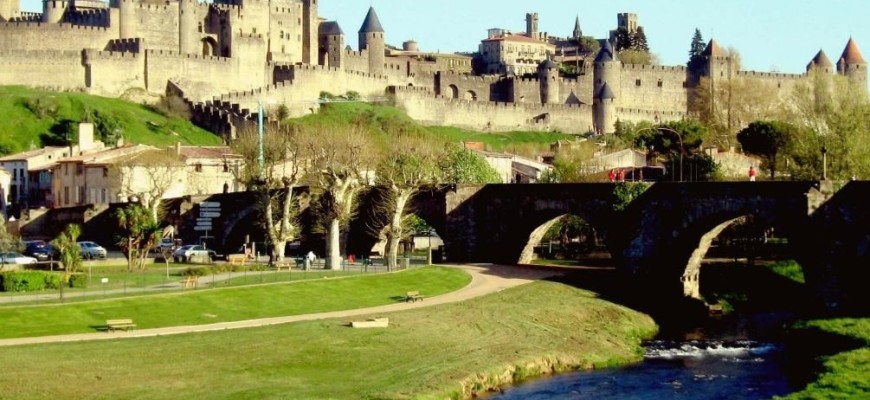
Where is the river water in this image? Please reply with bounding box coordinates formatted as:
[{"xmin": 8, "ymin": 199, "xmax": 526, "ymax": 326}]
[{"xmin": 485, "ymin": 339, "xmax": 800, "ymax": 399}]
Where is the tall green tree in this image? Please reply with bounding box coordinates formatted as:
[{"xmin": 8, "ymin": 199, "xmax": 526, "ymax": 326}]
[
  {"xmin": 115, "ymin": 204, "xmax": 161, "ymax": 271},
  {"xmin": 737, "ymin": 121, "xmax": 796, "ymax": 179},
  {"xmin": 688, "ymin": 28, "xmax": 705, "ymax": 69}
]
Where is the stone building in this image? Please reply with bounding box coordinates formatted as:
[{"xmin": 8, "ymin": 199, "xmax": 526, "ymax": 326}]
[{"xmin": 0, "ymin": 2, "xmax": 866, "ymax": 140}]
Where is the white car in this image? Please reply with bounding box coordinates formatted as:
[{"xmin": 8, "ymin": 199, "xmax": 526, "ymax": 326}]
[
  {"xmin": 173, "ymin": 245, "xmax": 215, "ymax": 262},
  {"xmin": 77, "ymin": 241, "xmax": 108, "ymax": 259},
  {"xmin": 0, "ymin": 252, "xmax": 38, "ymax": 265}
]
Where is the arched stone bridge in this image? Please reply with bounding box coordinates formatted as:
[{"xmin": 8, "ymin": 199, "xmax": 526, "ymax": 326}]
[{"xmin": 170, "ymin": 181, "xmax": 870, "ymax": 311}]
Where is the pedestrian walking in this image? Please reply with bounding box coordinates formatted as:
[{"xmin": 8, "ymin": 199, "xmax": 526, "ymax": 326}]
[{"xmin": 749, "ymin": 166, "xmax": 757, "ymax": 182}]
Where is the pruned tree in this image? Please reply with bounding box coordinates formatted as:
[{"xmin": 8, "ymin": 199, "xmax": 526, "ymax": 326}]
[
  {"xmin": 115, "ymin": 203, "xmax": 161, "ymax": 271},
  {"xmin": 371, "ymin": 135, "xmax": 443, "ymax": 269},
  {"xmin": 52, "ymin": 224, "xmax": 82, "ymax": 273},
  {"xmin": 0, "ymin": 215, "xmax": 21, "ymax": 253},
  {"xmin": 306, "ymin": 123, "xmax": 378, "ymax": 269},
  {"xmin": 737, "ymin": 121, "xmax": 797, "ymax": 179},
  {"xmin": 232, "ymin": 123, "xmax": 309, "ymax": 265},
  {"xmin": 114, "ymin": 148, "xmax": 184, "ymax": 222}
]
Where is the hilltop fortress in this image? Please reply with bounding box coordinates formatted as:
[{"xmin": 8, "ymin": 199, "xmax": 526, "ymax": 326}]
[{"xmin": 0, "ymin": 1, "xmax": 866, "ymax": 137}]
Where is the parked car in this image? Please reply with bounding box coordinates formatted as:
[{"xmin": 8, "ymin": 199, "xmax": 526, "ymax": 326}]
[
  {"xmin": 0, "ymin": 252, "xmax": 38, "ymax": 265},
  {"xmin": 155, "ymin": 238, "xmax": 178, "ymax": 253},
  {"xmin": 173, "ymin": 245, "xmax": 215, "ymax": 262},
  {"xmin": 24, "ymin": 242, "xmax": 59, "ymax": 261},
  {"xmin": 77, "ymin": 241, "xmax": 108, "ymax": 259}
]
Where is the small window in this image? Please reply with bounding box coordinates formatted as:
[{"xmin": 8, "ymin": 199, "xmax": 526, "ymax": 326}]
[
  {"xmin": 195, "ymin": 163, "xmax": 203, "ymax": 172},
  {"xmin": 76, "ymin": 165, "xmax": 83, "ymax": 175},
  {"xmin": 103, "ymin": 167, "xmax": 108, "ymax": 177},
  {"xmin": 635, "ymin": 79, "xmax": 641, "ymax": 86},
  {"xmin": 657, "ymin": 79, "xmax": 663, "ymax": 88},
  {"xmin": 223, "ymin": 163, "xmax": 229, "ymax": 173}
]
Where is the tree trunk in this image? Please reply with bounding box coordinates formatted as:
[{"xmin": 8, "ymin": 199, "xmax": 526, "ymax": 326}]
[
  {"xmin": 272, "ymin": 240, "xmax": 287, "ymax": 264},
  {"xmin": 326, "ymin": 218, "xmax": 342, "ymax": 270},
  {"xmin": 386, "ymin": 191, "xmax": 411, "ymax": 271}
]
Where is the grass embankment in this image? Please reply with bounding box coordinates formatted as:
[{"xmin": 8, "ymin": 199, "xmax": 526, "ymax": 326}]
[
  {"xmin": 0, "ymin": 266, "xmax": 469, "ymax": 338},
  {"xmin": 296, "ymin": 102, "xmax": 576, "ymax": 158},
  {"xmin": 0, "ymin": 86, "xmax": 221, "ymax": 154},
  {"xmin": 0, "ymin": 279, "xmax": 657, "ymax": 400},
  {"xmin": 779, "ymin": 319, "xmax": 870, "ymax": 399}
]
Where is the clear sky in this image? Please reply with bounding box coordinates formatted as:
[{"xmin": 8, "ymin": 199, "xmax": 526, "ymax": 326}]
[{"xmin": 17, "ymin": 0, "xmax": 870, "ymax": 74}]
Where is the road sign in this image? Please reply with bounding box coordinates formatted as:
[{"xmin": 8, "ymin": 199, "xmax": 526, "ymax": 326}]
[
  {"xmin": 200, "ymin": 212, "xmax": 220, "ymax": 218},
  {"xmin": 196, "ymin": 221, "xmax": 213, "ymax": 228},
  {"xmin": 193, "ymin": 226, "xmax": 211, "ymax": 231},
  {"xmin": 200, "ymin": 201, "xmax": 221, "ymax": 208}
]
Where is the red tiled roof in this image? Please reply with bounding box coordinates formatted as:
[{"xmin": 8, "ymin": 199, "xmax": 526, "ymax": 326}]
[
  {"xmin": 840, "ymin": 37, "xmax": 866, "ymax": 64},
  {"xmin": 702, "ymin": 39, "xmax": 724, "ymax": 57}
]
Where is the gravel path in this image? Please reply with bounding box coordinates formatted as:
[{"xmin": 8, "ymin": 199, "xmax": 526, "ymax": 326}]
[{"xmin": 0, "ymin": 264, "xmax": 559, "ymax": 347}]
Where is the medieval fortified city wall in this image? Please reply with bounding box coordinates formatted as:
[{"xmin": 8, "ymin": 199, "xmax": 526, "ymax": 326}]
[{"xmin": 0, "ymin": 0, "xmax": 866, "ymax": 137}]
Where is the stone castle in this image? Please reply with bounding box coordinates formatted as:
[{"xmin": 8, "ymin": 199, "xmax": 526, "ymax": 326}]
[{"xmin": 0, "ymin": 1, "xmax": 866, "ymax": 137}]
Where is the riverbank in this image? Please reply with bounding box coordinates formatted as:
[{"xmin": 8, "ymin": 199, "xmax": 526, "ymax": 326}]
[{"xmin": 0, "ymin": 277, "xmax": 657, "ymax": 399}]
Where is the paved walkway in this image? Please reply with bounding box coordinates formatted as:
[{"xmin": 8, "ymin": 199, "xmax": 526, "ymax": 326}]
[{"xmin": 0, "ymin": 264, "xmax": 559, "ymax": 347}]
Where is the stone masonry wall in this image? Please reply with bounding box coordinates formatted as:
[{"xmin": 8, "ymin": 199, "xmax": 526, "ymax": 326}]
[
  {"xmin": 0, "ymin": 49, "xmax": 85, "ymax": 89},
  {"xmin": 618, "ymin": 64, "xmax": 688, "ymax": 113}
]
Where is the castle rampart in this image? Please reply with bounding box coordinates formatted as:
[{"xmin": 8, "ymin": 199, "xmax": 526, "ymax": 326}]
[
  {"xmin": 618, "ymin": 64, "xmax": 689, "ymax": 113},
  {"xmin": 83, "ymin": 49, "xmax": 145, "ymax": 95},
  {"xmin": 0, "ymin": 49, "xmax": 85, "ymax": 89}
]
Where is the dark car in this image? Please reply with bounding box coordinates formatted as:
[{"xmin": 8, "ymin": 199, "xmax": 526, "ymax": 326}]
[{"xmin": 24, "ymin": 242, "xmax": 59, "ymax": 262}]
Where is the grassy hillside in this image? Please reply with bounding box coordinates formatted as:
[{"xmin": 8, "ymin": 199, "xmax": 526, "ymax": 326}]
[
  {"xmin": 295, "ymin": 102, "xmax": 576, "ymax": 157},
  {"xmin": 0, "ymin": 86, "xmax": 222, "ymax": 155}
]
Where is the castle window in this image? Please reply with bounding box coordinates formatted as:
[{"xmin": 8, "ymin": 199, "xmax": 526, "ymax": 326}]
[
  {"xmin": 280, "ymin": 31, "xmax": 284, "ymax": 39},
  {"xmin": 635, "ymin": 79, "xmax": 641, "ymax": 86},
  {"xmin": 657, "ymin": 79, "xmax": 663, "ymax": 88},
  {"xmin": 195, "ymin": 163, "xmax": 203, "ymax": 173},
  {"xmin": 682, "ymin": 81, "xmax": 687, "ymax": 88},
  {"xmin": 223, "ymin": 163, "xmax": 229, "ymax": 173},
  {"xmin": 103, "ymin": 167, "xmax": 108, "ymax": 177},
  {"xmin": 298, "ymin": 18, "xmax": 301, "ymax": 25}
]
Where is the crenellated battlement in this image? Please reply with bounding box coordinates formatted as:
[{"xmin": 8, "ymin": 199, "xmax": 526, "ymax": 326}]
[
  {"xmin": 735, "ymin": 70, "xmax": 805, "ymax": 80},
  {"xmin": 135, "ymin": 2, "xmax": 175, "ymax": 12},
  {"xmin": 622, "ymin": 64, "xmax": 687, "ymax": 72},
  {"xmin": 0, "ymin": 21, "xmax": 110, "ymax": 32},
  {"xmin": 83, "ymin": 49, "xmax": 142, "ymax": 61},
  {"xmin": 106, "ymin": 38, "xmax": 145, "ymax": 53},
  {"xmin": 438, "ymin": 71, "xmax": 501, "ymax": 83},
  {"xmin": 145, "ymin": 49, "xmax": 231, "ymax": 63},
  {"xmin": 616, "ymin": 107, "xmax": 687, "ymax": 118}
]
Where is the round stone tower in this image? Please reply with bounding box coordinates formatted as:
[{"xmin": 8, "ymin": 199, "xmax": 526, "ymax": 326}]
[
  {"xmin": 594, "ymin": 82, "xmax": 616, "ymax": 134},
  {"xmin": 537, "ymin": 58, "xmax": 560, "ymax": 105},
  {"xmin": 118, "ymin": 0, "xmax": 138, "ymax": 39},
  {"xmin": 358, "ymin": 6, "xmax": 385, "ymax": 76},
  {"xmin": 593, "ymin": 40, "xmax": 621, "ymax": 112},
  {"xmin": 0, "ymin": 0, "xmax": 21, "ymax": 22},
  {"xmin": 178, "ymin": 0, "xmax": 196, "ymax": 54},
  {"xmin": 836, "ymin": 37, "xmax": 868, "ymax": 87},
  {"xmin": 42, "ymin": 0, "xmax": 69, "ymax": 23}
]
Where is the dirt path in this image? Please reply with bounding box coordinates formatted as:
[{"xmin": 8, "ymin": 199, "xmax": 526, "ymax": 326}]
[{"xmin": 0, "ymin": 265, "xmax": 558, "ymax": 347}]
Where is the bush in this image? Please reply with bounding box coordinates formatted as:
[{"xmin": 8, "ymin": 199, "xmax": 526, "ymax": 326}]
[
  {"xmin": 0, "ymin": 271, "xmax": 58, "ymax": 292},
  {"xmin": 67, "ymin": 273, "xmax": 88, "ymax": 289},
  {"xmin": 182, "ymin": 267, "xmax": 208, "ymax": 277}
]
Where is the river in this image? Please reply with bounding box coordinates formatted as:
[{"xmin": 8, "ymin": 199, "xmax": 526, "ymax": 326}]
[{"xmin": 485, "ymin": 339, "xmax": 802, "ymax": 399}]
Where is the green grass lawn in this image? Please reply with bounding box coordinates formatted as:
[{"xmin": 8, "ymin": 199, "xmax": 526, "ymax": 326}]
[
  {"xmin": 0, "ymin": 86, "xmax": 221, "ymax": 154},
  {"xmin": 0, "ymin": 266, "xmax": 470, "ymax": 338},
  {"xmin": 778, "ymin": 318, "xmax": 870, "ymax": 399},
  {"xmin": 0, "ymin": 279, "xmax": 657, "ymax": 400}
]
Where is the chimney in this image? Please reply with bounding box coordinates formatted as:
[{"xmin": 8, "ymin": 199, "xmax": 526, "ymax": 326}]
[
  {"xmin": 175, "ymin": 141, "xmax": 182, "ymax": 156},
  {"xmin": 78, "ymin": 123, "xmax": 94, "ymax": 153}
]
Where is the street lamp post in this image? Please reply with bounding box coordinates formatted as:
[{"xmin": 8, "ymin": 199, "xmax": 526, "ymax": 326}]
[{"xmin": 427, "ymin": 229, "xmax": 433, "ymax": 265}]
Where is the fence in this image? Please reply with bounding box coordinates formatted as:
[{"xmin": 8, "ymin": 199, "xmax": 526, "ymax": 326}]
[{"xmin": 0, "ymin": 254, "xmax": 430, "ymax": 306}]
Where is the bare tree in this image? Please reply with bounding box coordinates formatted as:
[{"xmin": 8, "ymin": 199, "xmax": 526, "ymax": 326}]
[
  {"xmin": 232, "ymin": 123, "xmax": 308, "ymax": 264},
  {"xmin": 307, "ymin": 123, "xmax": 378, "ymax": 270},
  {"xmin": 372, "ymin": 135, "xmax": 443, "ymax": 269},
  {"xmin": 114, "ymin": 149, "xmax": 185, "ymax": 222}
]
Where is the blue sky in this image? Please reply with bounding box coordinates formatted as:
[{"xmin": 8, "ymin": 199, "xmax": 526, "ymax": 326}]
[{"xmin": 18, "ymin": 0, "xmax": 870, "ymax": 74}]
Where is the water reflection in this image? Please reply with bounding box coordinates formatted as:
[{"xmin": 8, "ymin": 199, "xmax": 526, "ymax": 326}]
[{"xmin": 486, "ymin": 340, "xmax": 797, "ymax": 400}]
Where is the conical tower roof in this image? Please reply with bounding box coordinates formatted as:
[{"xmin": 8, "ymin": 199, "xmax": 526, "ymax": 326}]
[
  {"xmin": 702, "ymin": 39, "xmax": 724, "ymax": 57},
  {"xmin": 596, "ymin": 82, "xmax": 616, "ymax": 99},
  {"xmin": 359, "ymin": 7, "xmax": 384, "ymax": 33},
  {"xmin": 320, "ymin": 21, "xmax": 344, "ymax": 36},
  {"xmin": 538, "ymin": 58, "xmax": 558, "ymax": 70},
  {"xmin": 573, "ymin": 15, "xmax": 582, "ymax": 39},
  {"xmin": 839, "ymin": 37, "xmax": 866, "ymax": 64},
  {"xmin": 807, "ymin": 49, "xmax": 833, "ymax": 70},
  {"xmin": 594, "ymin": 40, "xmax": 615, "ymax": 63}
]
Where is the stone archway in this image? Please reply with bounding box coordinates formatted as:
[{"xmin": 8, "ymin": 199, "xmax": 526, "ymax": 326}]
[
  {"xmin": 464, "ymin": 90, "xmax": 478, "ymax": 101},
  {"xmin": 447, "ymin": 84, "xmax": 459, "ymax": 99},
  {"xmin": 201, "ymin": 37, "xmax": 218, "ymax": 56}
]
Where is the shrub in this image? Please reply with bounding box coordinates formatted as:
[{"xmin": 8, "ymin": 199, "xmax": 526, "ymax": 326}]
[
  {"xmin": 182, "ymin": 267, "xmax": 208, "ymax": 277},
  {"xmin": 0, "ymin": 271, "xmax": 56, "ymax": 292},
  {"xmin": 67, "ymin": 273, "xmax": 88, "ymax": 289}
]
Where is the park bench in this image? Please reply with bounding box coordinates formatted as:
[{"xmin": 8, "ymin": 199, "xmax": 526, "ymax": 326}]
[
  {"xmin": 227, "ymin": 254, "xmax": 247, "ymax": 265},
  {"xmin": 181, "ymin": 275, "xmax": 198, "ymax": 289},
  {"xmin": 105, "ymin": 319, "xmax": 136, "ymax": 332},
  {"xmin": 362, "ymin": 259, "xmax": 374, "ymax": 267},
  {"xmin": 275, "ymin": 262, "xmax": 292, "ymax": 271},
  {"xmin": 405, "ymin": 290, "xmax": 423, "ymax": 303}
]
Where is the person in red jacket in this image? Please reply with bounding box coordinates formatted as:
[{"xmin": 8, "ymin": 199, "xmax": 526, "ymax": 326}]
[
  {"xmin": 749, "ymin": 166, "xmax": 757, "ymax": 181},
  {"xmin": 608, "ymin": 169, "xmax": 616, "ymax": 182}
]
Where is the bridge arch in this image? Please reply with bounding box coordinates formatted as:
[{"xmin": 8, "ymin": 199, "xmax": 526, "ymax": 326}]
[
  {"xmin": 518, "ymin": 213, "xmax": 612, "ymax": 265},
  {"xmin": 447, "ymin": 84, "xmax": 459, "ymax": 99}
]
